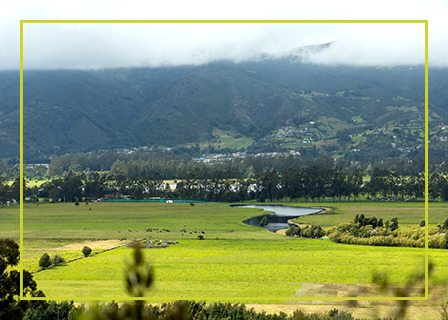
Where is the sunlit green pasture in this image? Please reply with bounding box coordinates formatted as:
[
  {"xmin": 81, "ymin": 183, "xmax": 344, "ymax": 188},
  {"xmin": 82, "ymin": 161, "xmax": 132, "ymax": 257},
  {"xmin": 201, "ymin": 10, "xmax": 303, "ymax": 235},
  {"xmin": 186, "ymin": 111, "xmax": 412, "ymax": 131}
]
[
  {"xmin": 5, "ymin": 178, "xmax": 50, "ymax": 188},
  {"xmin": 278, "ymin": 202, "xmax": 443, "ymax": 228},
  {"xmin": 1, "ymin": 201, "xmax": 447, "ymax": 300},
  {"xmin": 33, "ymin": 239, "xmax": 447, "ymax": 300},
  {"xmin": 18, "ymin": 202, "xmax": 278, "ymax": 240},
  {"xmin": 181, "ymin": 128, "xmax": 254, "ymax": 150}
]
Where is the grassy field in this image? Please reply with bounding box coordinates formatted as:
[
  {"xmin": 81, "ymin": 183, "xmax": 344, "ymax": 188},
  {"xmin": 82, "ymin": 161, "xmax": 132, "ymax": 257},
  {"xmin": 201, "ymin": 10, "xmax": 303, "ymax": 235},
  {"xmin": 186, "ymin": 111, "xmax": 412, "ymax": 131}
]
[
  {"xmin": 4, "ymin": 202, "xmax": 284, "ymax": 270},
  {"xmin": 180, "ymin": 128, "xmax": 254, "ymax": 150},
  {"xmin": 1, "ymin": 201, "xmax": 447, "ymax": 302},
  {"xmin": 18, "ymin": 202, "xmax": 279, "ymax": 240},
  {"xmin": 33, "ymin": 239, "xmax": 447, "ymax": 299},
  {"xmin": 278, "ymin": 202, "xmax": 442, "ymax": 227}
]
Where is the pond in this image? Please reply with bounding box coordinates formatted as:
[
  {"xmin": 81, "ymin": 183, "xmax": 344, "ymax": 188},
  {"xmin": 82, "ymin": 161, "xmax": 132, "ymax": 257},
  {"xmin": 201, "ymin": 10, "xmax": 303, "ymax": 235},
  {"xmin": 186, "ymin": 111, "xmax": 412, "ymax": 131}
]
[{"xmin": 235, "ymin": 204, "xmax": 322, "ymax": 232}]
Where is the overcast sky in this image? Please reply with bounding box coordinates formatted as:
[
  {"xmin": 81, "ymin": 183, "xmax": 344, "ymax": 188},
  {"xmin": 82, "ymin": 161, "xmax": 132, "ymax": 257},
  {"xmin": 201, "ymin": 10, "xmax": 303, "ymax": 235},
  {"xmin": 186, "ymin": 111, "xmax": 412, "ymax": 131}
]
[{"xmin": 1, "ymin": 0, "xmax": 447, "ymax": 69}]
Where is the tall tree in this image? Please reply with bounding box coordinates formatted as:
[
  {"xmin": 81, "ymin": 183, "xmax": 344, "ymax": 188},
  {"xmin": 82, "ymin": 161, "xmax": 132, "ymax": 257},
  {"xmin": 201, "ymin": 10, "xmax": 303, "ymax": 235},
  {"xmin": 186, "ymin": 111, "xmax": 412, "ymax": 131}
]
[{"xmin": 0, "ymin": 239, "xmax": 46, "ymax": 320}]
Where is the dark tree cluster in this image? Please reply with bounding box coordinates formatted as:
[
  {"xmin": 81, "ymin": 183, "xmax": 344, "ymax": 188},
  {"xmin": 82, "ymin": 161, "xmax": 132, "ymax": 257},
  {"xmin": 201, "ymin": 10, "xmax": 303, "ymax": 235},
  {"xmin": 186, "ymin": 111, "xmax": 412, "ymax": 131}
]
[
  {"xmin": 3, "ymin": 161, "xmax": 448, "ymax": 205},
  {"xmin": 285, "ymin": 225, "xmax": 325, "ymax": 239},
  {"xmin": 1, "ymin": 168, "xmax": 445, "ymax": 205},
  {"xmin": 38, "ymin": 253, "xmax": 66, "ymax": 270},
  {"xmin": 41, "ymin": 150, "xmax": 434, "ymax": 181},
  {"xmin": 0, "ymin": 239, "xmax": 46, "ymax": 320},
  {"xmin": 354, "ymin": 214, "xmax": 398, "ymax": 231},
  {"xmin": 328, "ymin": 216, "xmax": 448, "ymax": 249},
  {"xmin": 0, "ymin": 177, "xmax": 21, "ymax": 204}
]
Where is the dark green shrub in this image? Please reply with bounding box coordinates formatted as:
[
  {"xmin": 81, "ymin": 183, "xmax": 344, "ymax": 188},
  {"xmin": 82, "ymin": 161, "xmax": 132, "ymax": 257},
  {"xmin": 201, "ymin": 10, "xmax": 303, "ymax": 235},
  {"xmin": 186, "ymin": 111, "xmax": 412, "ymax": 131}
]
[
  {"xmin": 82, "ymin": 246, "xmax": 92, "ymax": 257},
  {"xmin": 52, "ymin": 255, "xmax": 66, "ymax": 266},
  {"xmin": 259, "ymin": 216, "xmax": 268, "ymax": 226},
  {"xmin": 38, "ymin": 253, "xmax": 52, "ymax": 269}
]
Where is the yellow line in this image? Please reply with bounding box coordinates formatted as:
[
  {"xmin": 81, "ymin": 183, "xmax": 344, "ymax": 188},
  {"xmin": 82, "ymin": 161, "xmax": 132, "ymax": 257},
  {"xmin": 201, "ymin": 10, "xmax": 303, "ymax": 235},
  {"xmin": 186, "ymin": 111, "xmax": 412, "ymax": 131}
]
[
  {"xmin": 20, "ymin": 296, "xmax": 428, "ymax": 301},
  {"xmin": 19, "ymin": 20, "xmax": 24, "ymax": 299},
  {"xmin": 19, "ymin": 19, "xmax": 429, "ymax": 302},
  {"xmin": 20, "ymin": 19, "xmax": 428, "ymax": 24}
]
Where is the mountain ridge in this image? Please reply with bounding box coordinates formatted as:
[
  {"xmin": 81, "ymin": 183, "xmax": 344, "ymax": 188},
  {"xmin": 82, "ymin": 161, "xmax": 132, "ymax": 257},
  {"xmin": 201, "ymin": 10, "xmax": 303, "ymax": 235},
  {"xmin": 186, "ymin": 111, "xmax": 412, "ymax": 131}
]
[{"xmin": 0, "ymin": 59, "xmax": 446, "ymax": 162}]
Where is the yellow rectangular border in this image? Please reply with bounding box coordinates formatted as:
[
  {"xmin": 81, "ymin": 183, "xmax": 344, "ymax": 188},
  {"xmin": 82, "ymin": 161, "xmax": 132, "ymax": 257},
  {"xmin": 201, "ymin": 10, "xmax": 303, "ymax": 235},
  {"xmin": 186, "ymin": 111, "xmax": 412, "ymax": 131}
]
[{"xmin": 20, "ymin": 19, "xmax": 429, "ymax": 301}]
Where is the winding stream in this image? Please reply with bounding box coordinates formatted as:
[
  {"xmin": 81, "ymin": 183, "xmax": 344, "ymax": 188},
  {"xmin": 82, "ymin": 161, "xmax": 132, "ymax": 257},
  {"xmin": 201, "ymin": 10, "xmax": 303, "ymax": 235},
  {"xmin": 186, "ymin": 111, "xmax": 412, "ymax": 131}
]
[{"xmin": 235, "ymin": 205, "xmax": 322, "ymax": 232}]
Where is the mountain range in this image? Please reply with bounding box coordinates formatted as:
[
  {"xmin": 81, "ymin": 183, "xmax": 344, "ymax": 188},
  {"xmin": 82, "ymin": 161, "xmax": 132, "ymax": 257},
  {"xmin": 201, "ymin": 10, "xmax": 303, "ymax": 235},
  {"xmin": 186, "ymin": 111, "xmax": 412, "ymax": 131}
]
[{"xmin": 0, "ymin": 49, "xmax": 447, "ymax": 162}]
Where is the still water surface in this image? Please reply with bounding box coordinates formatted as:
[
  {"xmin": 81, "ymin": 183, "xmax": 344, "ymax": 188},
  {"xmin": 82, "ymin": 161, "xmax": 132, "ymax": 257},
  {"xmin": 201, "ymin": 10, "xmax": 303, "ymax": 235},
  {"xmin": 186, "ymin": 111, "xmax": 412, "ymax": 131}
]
[{"xmin": 235, "ymin": 205, "xmax": 322, "ymax": 232}]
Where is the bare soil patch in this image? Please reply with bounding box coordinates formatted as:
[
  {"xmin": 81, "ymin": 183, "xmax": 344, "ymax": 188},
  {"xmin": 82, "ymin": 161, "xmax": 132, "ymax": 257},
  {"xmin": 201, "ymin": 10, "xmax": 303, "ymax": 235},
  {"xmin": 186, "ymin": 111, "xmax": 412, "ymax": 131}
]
[{"xmin": 53, "ymin": 239, "xmax": 129, "ymax": 251}]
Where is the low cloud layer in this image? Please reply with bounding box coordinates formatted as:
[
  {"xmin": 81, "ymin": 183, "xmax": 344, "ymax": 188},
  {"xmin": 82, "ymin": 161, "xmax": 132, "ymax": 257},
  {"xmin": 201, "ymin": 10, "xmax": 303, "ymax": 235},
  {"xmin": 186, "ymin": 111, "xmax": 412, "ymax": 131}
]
[{"xmin": 1, "ymin": 0, "xmax": 447, "ymax": 69}]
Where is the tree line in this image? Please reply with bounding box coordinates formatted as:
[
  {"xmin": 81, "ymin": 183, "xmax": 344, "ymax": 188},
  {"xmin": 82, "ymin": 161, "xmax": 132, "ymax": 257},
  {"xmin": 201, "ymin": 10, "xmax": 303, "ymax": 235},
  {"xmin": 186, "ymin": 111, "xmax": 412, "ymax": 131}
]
[
  {"xmin": 284, "ymin": 214, "xmax": 448, "ymax": 250},
  {"xmin": 8, "ymin": 149, "xmax": 437, "ymax": 180},
  {"xmin": 3, "ymin": 165, "xmax": 448, "ymax": 204},
  {"xmin": 327, "ymin": 215, "xmax": 448, "ymax": 249}
]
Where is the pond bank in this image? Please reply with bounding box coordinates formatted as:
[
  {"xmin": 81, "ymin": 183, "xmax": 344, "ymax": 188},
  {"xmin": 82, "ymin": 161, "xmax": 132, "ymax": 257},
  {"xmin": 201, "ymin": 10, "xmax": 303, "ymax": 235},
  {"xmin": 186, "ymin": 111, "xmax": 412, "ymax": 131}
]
[{"xmin": 233, "ymin": 204, "xmax": 323, "ymax": 233}]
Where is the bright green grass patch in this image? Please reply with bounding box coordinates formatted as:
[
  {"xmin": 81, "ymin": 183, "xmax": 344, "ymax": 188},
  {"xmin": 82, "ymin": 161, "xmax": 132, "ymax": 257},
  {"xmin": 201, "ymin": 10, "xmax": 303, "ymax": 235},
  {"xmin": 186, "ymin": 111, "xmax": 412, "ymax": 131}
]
[
  {"xmin": 181, "ymin": 128, "xmax": 254, "ymax": 150},
  {"xmin": 0, "ymin": 205, "xmax": 19, "ymax": 239},
  {"xmin": 2, "ymin": 202, "xmax": 446, "ymax": 240},
  {"xmin": 351, "ymin": 116, "xmax": 364, "ymax": 123},
  {"xmin": 22, "ymin": 239, "xmax": 103, "ymax": 272},
  {"xmin": 1, "ymin": 202, "xmax": 447, "ymax": 300},
  {"xmin": 5, "ymin": 179, "xmax": 51, "ymax": 188},
  {"xmin": 14, "ymin": 202, "xmax": 284, "ymax": 272},
  {"xmin": 18, "ymin": 202, "xmax": 278, "ymax": 240},
  {"xmin": 278, "ymin": 202, "xmax": 444, "ymax": 227},
  {"xmin": 33, "ymin": 239, "xmax": 445, "ymax": 300},
  {"xmin": 317, "ymin": 117, "xmax": 351, "ymax": 131},
  {"xmin": 26, "ymin": 179, "xmax": 51, "ymax": 188},
  {"xmin": 209, "ymin": 128, "xmax": 254, "ymax": 150},
  {"xmin": 298, "ymin": 93, "xmax": 313, "ymax": 102}
]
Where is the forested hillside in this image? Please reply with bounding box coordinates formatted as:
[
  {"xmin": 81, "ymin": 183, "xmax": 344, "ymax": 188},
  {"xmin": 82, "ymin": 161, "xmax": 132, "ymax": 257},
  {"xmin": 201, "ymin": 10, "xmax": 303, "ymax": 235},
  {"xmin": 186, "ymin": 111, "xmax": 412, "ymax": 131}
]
[{"xmin": 1, "ymin": 57, "xmax": 447, "ymax": 163}]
